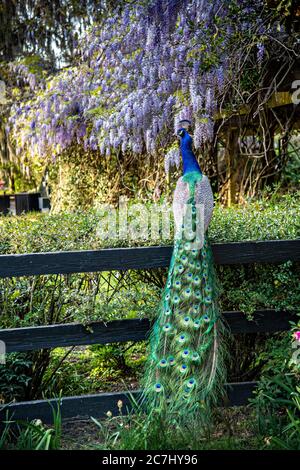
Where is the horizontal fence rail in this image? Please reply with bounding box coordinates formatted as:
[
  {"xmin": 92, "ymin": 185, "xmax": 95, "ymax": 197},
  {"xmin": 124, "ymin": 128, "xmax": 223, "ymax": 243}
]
[
  {"xmin": 0, "ymin": 239, "xmax": 299, "ymax": 279},
  {"xmin": 0, "ymin": 239, "xmax": 299, "ymax": 424},
  {"xmin": 0, "ymin": 383, "xmax": 258, "ymax": 424},
  {"xmin": 0, "ymin": 310, "xmax": 296, "ymax": 353}
]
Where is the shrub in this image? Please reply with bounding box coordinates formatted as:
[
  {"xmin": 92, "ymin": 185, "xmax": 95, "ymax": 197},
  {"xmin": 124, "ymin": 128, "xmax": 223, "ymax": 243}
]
[{"xmin": 250, "ymin": 329, "xmax": 300, "ymax": 449}]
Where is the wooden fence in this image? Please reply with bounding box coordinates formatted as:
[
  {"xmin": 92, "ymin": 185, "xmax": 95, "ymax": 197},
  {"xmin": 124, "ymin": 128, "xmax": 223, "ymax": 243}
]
[{"xmin": 0, "ymin": 239, "xmax": 299, "ymax": 424}]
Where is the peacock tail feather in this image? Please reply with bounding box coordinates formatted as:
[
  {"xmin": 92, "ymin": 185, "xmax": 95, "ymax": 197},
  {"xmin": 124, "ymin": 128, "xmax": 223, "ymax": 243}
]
[{"xmin": 140, "ymin": 172, "xmax": 229, "ymax": 428}]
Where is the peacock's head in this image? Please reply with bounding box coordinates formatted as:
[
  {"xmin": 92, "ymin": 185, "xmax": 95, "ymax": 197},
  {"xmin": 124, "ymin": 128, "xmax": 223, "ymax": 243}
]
[
  {"xmin": 177, "ymin": 128, "xmax": 186, "ymax": 138},
  {"xmin": 177, "ymin": 119, "xmax": 191, "ymax": 139}
]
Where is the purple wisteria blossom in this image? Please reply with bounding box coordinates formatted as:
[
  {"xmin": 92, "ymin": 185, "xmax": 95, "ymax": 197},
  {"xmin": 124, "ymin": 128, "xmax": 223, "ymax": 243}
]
[
  {"xmin": 9, "ymin": 0, "xmax": 272, "ymax": 160},
  {"xmin": 164, "ymin": 147, "xmax": 181, "ymax": 176}
]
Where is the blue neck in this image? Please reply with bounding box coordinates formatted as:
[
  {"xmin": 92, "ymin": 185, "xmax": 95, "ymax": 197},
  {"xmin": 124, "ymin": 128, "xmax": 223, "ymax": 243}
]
[{"xmin": 179, "ymin": 130, "xmax": 202, "ymax": 176}]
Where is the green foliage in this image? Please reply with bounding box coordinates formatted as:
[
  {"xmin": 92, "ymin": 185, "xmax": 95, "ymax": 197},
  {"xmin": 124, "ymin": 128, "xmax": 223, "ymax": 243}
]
[
  {"xmin": 0, "ymin": 271, "xmax": 158, "ymax": 330},
  {"xmin": 41, "ymin": 342, "xmax": 145, "ymax": 398},
  {"xmin": 0, "ymin": 353, "xmax": 33, "ymax": 402},
  {"xmin": 250, "ymin": 331, "xmax": 300, "ymax": 449},
  {"xmin": 281, "ymin": 146, "xmax": 300, "ymax": 188},
  {"xmin": 0, "ymin": 191, "xmax": 299, "ymax": 254},
  {"xmin": 269, "ymin": 0, "xmax": 294, "ymax": 18},
  {"xmin": 269, "ymin": 389, "xmax": 300, "ymax": 450},
  {"xmin": 46, "ymin": 146, "xmax": 161, "ymax": 212},
  {"xmin": 210, "ymin": 192, "xmax": 300, "ymax": 243},
  {"xmin": 218, "ymin": 260, "xmax": 300, "ymax": 318},
  {"xmin": 90, "ymin": 400, "xmax": 260, "ymax": 450},
  {"xmin": 0, "ymin": 275, "xmax": 154, "ymax": 401},
  {"xmin": 0, "ymin": 403, "xmax": 61, "ymax": 450}
]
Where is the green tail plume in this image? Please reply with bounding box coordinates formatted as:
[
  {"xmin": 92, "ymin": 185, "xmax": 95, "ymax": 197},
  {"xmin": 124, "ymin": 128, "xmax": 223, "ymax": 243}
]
[{"xmin": 140, "ymin": 174, "xmax": 228, "ymax": 428}]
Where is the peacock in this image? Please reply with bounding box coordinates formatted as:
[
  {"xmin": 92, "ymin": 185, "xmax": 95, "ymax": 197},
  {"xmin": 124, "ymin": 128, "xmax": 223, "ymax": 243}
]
[{"xmin": 140, "ymin": 120, "xmax": 228, "ymax": 429}]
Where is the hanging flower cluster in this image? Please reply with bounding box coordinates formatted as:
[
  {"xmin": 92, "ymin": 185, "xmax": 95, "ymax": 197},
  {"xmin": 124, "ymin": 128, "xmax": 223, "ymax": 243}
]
[
  {"xmin": 164, "ymin": 146, "xmax": 181, "ymax": 176},
  {"xmin": 8, "ymin": 0, "xmax": 278, "ymax": 160}
]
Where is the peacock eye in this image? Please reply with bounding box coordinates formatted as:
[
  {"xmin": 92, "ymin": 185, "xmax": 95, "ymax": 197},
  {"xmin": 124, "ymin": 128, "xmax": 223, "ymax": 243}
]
[
  {"xmin": 168, "ymin": 356, "xmax": 176, "ymax": 365},
  {"xmin": 180, "ymin": 364, "xmax": 188, "ymax": 373},
  {"xmin": 204, "ymin": 296, "xmax": 212, "ymax": 305},
  {"xmin": 178, "ymin": 334, "xmax": 186, "ymax": 343},
  {"xmin": 154, "ymin": 383, "xmax": 163, "ymax": 392},
  {"xmin": 192, "ymin": 352, "xmax": 200, "ymax": 361},
  {"xmin": 159, "ymin": 359, "xmax": 168, "ymax": 368},
  {"xmin": 186, "ymin": 378, "xmax": 196, "ymax": 389}
]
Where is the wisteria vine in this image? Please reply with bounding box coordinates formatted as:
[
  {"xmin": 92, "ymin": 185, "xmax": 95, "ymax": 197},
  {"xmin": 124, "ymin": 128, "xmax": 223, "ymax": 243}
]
[{"xmin": 8, "ymin": 0, "xmax": 283, "ymax": 163}]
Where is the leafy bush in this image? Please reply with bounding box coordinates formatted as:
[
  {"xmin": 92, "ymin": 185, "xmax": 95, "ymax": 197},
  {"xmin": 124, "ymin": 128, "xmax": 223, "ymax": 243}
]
[
  {"xmin": 269, "ymin": 388, "xmax": 300, "ymax": 450},
  {"xmin": 0, "ymin": 192, "xmax": 299, "ymax": 255},
  {"xmin": 218, "ymin": 261, "xmax": 300, "ymax": 318},
  {"xmin": 41, "ymin": 342, "xmax": 145, "ymax": 398},
  {"xmin": 0, "ymin": 353, "xmax": 33, "ymax": 403},
  {"xmin": 250, "ymin": 330, "xmax": 300, "ymax": 449}
]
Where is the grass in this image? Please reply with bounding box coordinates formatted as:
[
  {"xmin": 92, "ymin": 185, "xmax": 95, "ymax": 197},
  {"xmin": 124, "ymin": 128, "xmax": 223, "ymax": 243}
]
[
  {"xmin": 59, "ymin": 406, "xmax": 262, "ymax": 450},
  {"xmin": 0, "ymin": 402, "xmax": 62, "ymax": 450},
  {"xmin": 1, "ymin": 400, "xmax": 297, "ymax": 450}
]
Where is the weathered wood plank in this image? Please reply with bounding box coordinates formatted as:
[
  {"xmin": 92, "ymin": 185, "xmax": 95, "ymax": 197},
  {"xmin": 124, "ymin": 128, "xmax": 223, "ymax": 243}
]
[
  {"xmin": 0, "ymin": 246, "xmax": 173, "ymax": 278},
  {"xmin": 223, "ymin": 309, "xmax": 296, "ymax": 334},
  {"xmin": 0, "ymin": 239, "xmax": 299, "ymax": 279},
  {"xmin": 0, "ymin": 310, "xmax": 295, "ymax": 353},
  {"xmin": 0, "ymin": 382, "xmax": 257, "ymax": 424},
  {"xmin": 0, "ymin": 319, "xmax": 150, "ymax": 353},
  {"xmin": 212, "ymin": 239, "xmax": 300, "ymax": 265}
]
